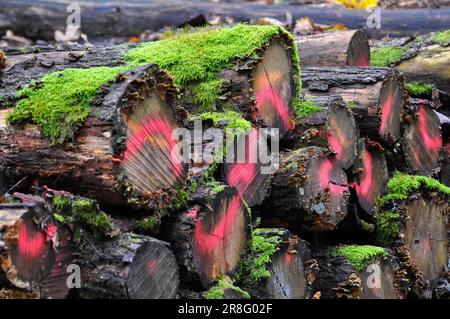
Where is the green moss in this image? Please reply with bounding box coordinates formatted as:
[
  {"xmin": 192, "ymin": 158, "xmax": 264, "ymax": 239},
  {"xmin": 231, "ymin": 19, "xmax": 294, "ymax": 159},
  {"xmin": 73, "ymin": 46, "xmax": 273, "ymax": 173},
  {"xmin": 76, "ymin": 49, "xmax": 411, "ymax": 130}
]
[
  {"xmin": 406, "ymin": 82, "xmax": 433, "ymax": 96},
  {"xmin": 204, "ymin": 180, "xmax": 226, "ymax": 192},
  {"xmin": 370, "ymin": 46, "xmax": 406, "ymax": 67},
  {"xmin": 52, "ymin": 194, "xmax": 114, "ymax": 235},
  {"xmin": 135, "ymin": 216, "xmax": 161, "ymax": 233},
  {"xmin": 243, "ymin": 228, "xmax": 284, "ymax": 282},
  {"xmin": 360, "ymin": 220, "xmax": 375, "ymax": 232},
  {"xmin": 204, "ymin": 276, "xmax": 251, "ymax": 299},
  {"xmin": 377, "ymin": 172, "xmax": 450, "ymax": 206},
  {"xmin": 332, "ymin": 245, "xmax": 388, "ymax": 271},
  {"xmin": 7, "ymin": 66, "xmax": 126, "ymax": 144},
  {"xmin": 292, "ymin": 98, "xmax": 323, "ymax": 119},
  {"xmin": 432, "ymin": 30, "xmax": 450, "ymax": 46},
  {"xmin": 125, "ymin": 24, "xmax": 301, "ymax": 112},
  {"xmin": 347, "ymin": 101, "xmax": 358, "ymax": 109},
  {"xmin": 191, "ymin": 111, "xmax": 252, "ymax": 132},
  {"xmin": 376, "ymin": 210, "xmax": 401, "ymax": 246}
]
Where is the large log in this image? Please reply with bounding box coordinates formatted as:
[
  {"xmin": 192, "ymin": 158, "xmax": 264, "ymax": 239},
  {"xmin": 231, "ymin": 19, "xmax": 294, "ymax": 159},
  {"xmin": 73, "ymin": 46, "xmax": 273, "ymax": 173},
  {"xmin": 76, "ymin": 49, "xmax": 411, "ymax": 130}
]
[
  {"xmin": 0, "ymin": 200, "xmax": 73, "ymax": 299},
  {"xmin": 297, "ymin": 30, "xmax": 370, "ymax": 67},
  {"xmin": 262, "ymin": 146, "xmax": 350, "ymax": 232},
  {"xmin": 312, "ymin": 245, "xmax": 406, "ymax": 299},
  {"xmin": 302, "ymin": 66, "xmax": 407, "ymax": 144},
  {"xmin": 239, "ymin": 228, "xmax": 315, "ymax": 299},
  {"xmin": 164, "ymin": 184, "xmax": 249, "ymax": 288},
  {"xmin": 0, "ymin": 1, "xmax": 449, "ymax": 40},
  {"xmin": 77, "ymin": 233, "xmax": 180, "ymax": 299},
  {"xmin": 285, "ymin": 97, "xmax": 359, "ymax": 170},
  {"xmin": 375, "ymin": 174, "xmax": 449, "ymax": 297},
  {"xmin": 0, "ymin": 65, "xmax": 189, "ymax": 210}
]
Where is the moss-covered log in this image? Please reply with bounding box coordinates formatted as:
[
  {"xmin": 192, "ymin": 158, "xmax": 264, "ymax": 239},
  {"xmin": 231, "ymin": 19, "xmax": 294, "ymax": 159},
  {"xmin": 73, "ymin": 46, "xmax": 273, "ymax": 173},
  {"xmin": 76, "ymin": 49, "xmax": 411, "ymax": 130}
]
[
  {"xmin": 302, "ymin": 67, "xmax": 407, "ymax": 144},
  {"xmin": 0, "ymin": 199, "xmax": 73, "ymax": 299},
  {"xmin": 0, "ymin": 65, "xmax": 189, "ymax": 210},
  {"xmin": 0, "ymin": 45, "xmax": 129, "ymax": 107},
  {"xmin": 297, "ymin": 30, "xmax": 370, "ymax": 67},
  {"xmin": 124, "ymin": 24, "xmax": 300, "ymax": 134},
  {"xmin": 312, "ymin": 245, "xmax": 406, "ymax": 299},
  {"xmin": 262, "ymin": 146, "xmax": 350, "ymax": 232},
  {"xmin": 371, "ymin": 30, "xmax": 450, "ymax": 93},
  {"xmin": 351, "ymin": 139, "xmax": 389, "ymax": 214},
  {"xmin": 77, "ymin": 233, "xmax": 179, "ymax": 299},
  {"xmin": 239, "ymin": 228, "xmax": 314, "ymax": 299},
  {"xmin": 375, "ymin": 173, "xmax": 449, "ymax": 297},
  {"xmin": 399, "ymin": 99, "xmax": 443, "ymax": 175},
  {"xmin": 164, "ymin": 184, "xmax": 250, "ymax": 288},
  {"xmin": 286, "ymin": 97, "xmax": 359, "ymax": 170}
]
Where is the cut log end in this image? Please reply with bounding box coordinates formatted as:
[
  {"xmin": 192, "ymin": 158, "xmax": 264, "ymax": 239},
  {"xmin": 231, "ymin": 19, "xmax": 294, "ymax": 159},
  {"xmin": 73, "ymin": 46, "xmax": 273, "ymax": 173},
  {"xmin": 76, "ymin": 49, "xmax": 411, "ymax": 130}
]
[
  {"xmin": 353, "ymin": 139, "xmax": 389, "ymax": 214},
  {"xmin": 224, "ymin": 127, "xmax": 271, "ymax": 207},
  {"xmin": 403, "ymin": 102, "xmax": 442, "ymax": 174},
  {"xmin": 252, "ymin": 43, "xmax": 294, "ymax": 133},
  {"xmin": 404, "ymin": 197, "xmax": 448, "ymax": 282},
  {"xmin": 347, "ymin": 30, "xmax": 370, "ymax": 67},
  {"xmin": 167, "ymin": 185, "xmax": 249, "ymax": 287},
  {"xmin": 378, "ymin": 74, "xmax": 404, "ymax": 141}
]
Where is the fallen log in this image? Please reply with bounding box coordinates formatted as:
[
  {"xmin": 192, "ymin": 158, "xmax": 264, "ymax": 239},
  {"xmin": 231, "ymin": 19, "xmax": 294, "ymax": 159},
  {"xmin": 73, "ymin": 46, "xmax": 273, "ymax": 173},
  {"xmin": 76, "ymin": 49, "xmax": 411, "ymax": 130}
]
[
  {"xmin": 0, "ymin": 200, "xmax": 73, "ymax": 299},
  {"xmin": 297, "ymin": 30, "xmax": 370, "ymax": 67},
  {"xmin": 286, "ymin": 97, "xmax": 359, "ymax": 169},
  {"xmin": 77, "ymin": 233, "xmax": 179, "ymax": 299},
  {"xmin": 239, "ymin": 228, "xmax": 315, "ymax": 299},
  {"xmin": 0, "ymin": 65, "xmax": 189, "ymax": 210},
  {"xmin": 351, "ymin": 139, "xmax": 389, "ymax": 214},
  {"xmin": 1, "ymin": 1, "xmax": 449, "ymax": 40},
  {"xmin": 401, "ymin": 99, "xmax": 443, "ymax": 175},
  {"xmin": 375, "ymin": 173, "xmax": 449, "ymax": 297},
  {"xmin": 164, "ymin": 184, "xmax": 249, "ymax": 288},
  {"xmin": 262, "ymin": 146, "xmax": 350, "ymax": 232},
  {"xmin": 301, "ymin": 66, "xmax": 407, "ymax": 144},
  {"xmin": 312, "ymin": 245, "xmax": 405, "ymax": 299}
]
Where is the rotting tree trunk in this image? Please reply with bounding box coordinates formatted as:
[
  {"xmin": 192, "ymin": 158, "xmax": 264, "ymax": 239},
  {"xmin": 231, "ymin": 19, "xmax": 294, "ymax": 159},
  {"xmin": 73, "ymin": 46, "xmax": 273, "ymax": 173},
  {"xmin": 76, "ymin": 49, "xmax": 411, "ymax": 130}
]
[
  {"xmin": 0, "ymin": 65, "xmax": 189, "ymax": 210},
  {"xmin": 285, "ymin": 97, "xmax": 359, "ymax": 170},
  {"xmin": 240, "ymin": 228, "xmax": 315, "ymax": 299},
  {"xmin": 0, "ymin": 201, "xmax": 73, "ymax": 299},
  {"xmin": 164, "ymin": 184, "xmax": 249, "ymax": 288},
  {"xmin": 351, "ymin": 139, "xmax": 389, "ymax": 215},
  {"xmin": 312, "ymin": 246, "xmax": 405, "ymax": 299},
  {"xmin": 376, "ymin": 187, "xmax": 449, "ymax": 298},
  {"xmin": 301, "ymin": 67, "xmax": 407, "ymax": 144},
  {"xmin": 262, "ymin": 146, "xmax": 350, "ymax": 232},
  {"xmin": 77, "ymin": 233, "xmax": 179, "ymax": 299},
  {"xmin": 0, "ymin": 45, "xmax": 129, "ymax": 107},
  {"xmin": 400, "ymin": 99, "xmax": 443, "ymax": 175},
  {"xmin": 297, "ymin": 30, "xmax": 370, "ymax": 67},
  {"xmin": 1, "ymin": 0, "xmax": 449, "ymax": 40}
]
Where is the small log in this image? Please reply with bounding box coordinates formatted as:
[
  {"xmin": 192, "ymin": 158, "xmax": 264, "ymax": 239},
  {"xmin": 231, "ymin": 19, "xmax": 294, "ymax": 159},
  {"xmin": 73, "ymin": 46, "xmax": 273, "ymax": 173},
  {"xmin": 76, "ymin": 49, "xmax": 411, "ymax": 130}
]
[
  {"xmin": 224, "ymin": 127, "xmax": 272, "ymax": 207},
  {"xmin": 401, "ymin": 99, "xmax": 443, "ymax": 175},
  {"xmin": 78, "ymin": 233, "xmax": 179, "ymax": 299},
  {"xmin": 312, "ymin": 246, "xmax": 405, "ymax": 299},
  {"xmin": 302, "ymin": 67, "xmax": 407, "ymax": 143},
  {"xmin": 351, "ymin": 139, "xmax": 389, "ymax": 214},
  {"xmin": 262, "ymin": 146, "xmax": 350, "ymax": 232},
  {"xmin": 240, "ymin": 228, "xmax": 314, "ymax": 299},
  {"xmin": 0, "ymin": 201, "xmax": 73, "ymax": 299},
  {"xmin": 376, "ymin": 177, "xmax": 449, "ymax": 297},
  {"xmin": 0, "ymin": 65, "xmax": 188, "ymax": 210},
  {"xmin": 297, "ymin": 30, "xmax": 370, "ymax": 67},
  {"xmin": 164, "ymin": 184, "xmax": 249, "ymax": 287},
  {"xmin": 287, "ymin": 97, "xmax": 359, "ymax": 169}
]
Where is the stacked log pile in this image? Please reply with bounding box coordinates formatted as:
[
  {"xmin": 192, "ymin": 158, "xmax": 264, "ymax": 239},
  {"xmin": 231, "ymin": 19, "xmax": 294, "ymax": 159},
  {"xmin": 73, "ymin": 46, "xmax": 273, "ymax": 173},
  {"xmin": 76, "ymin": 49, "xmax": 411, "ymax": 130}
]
[{"xmin": 0, "ymin": 24, "xmax": 449, "ymax": 299}]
